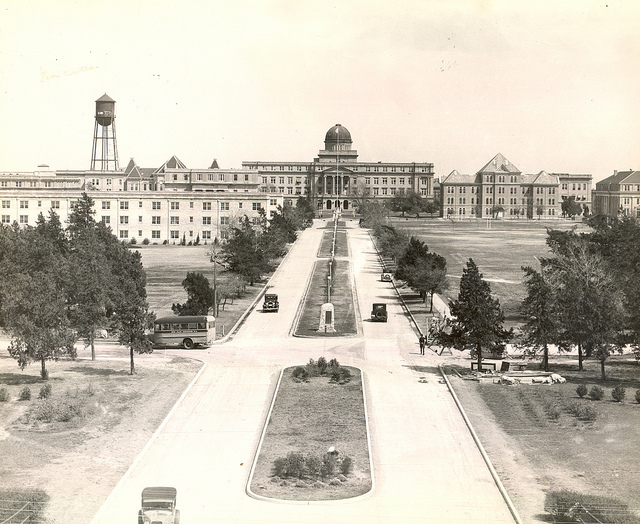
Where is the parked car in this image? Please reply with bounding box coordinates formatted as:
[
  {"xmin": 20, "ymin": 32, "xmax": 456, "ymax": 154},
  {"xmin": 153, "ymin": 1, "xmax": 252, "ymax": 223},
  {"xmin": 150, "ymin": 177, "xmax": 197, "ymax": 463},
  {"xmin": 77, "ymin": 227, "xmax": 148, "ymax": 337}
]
[
  {"xmin": 138, "ymin": 487, "xmax": 180, "ymax": 524},
  {"xmin": 371, "ymin": 303, "xmax": 388, "ymax": 322},
  {"xmin": 380, "ymin": 271, "xmax": 393, "ymax": 282},
  {"xmin": 262, "ymin": 293, "xmax": 279, "ymax": 313}
]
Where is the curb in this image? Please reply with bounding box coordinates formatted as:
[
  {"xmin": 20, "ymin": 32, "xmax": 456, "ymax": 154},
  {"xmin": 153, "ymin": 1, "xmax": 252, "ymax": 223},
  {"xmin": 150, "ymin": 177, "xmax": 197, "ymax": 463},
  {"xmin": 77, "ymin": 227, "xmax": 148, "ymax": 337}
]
[{"xmin": 438, "ymin": 363, "xmax": 523, "ymax": 524}]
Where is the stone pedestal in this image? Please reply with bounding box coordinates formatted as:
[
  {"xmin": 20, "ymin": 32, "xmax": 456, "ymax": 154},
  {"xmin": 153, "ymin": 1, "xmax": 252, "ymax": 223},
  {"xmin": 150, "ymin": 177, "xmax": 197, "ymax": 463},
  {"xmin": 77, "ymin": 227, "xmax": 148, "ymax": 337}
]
[{"xmin": 318, "ymin": 303, "xmax": 336, "ymax": 333}]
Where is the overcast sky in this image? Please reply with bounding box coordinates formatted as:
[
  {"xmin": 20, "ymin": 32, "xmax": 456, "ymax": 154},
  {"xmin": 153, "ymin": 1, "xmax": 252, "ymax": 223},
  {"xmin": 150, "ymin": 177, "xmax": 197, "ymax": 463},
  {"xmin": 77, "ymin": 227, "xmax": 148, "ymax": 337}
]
[{"xmin": 1, "ymin": 0, "xmax": 638, "ymax": 181}]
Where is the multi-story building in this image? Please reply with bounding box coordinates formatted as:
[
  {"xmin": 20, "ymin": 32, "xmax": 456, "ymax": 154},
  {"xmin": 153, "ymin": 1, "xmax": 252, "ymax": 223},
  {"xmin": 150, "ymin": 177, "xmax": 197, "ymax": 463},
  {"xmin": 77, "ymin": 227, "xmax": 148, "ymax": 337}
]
[
  {"xmin": 555, "ymin": 173, "xmax": 592, "ymax": 210},
  {"xmin": 440, "ymin": 153, "xmax": 587, "ymax": 219},
  {"xmin": 592, "ymin": 169, "xmax": 640, "ymax": 218},
  {"xmin": 0, "ymin": 157, "xmax": 283, "ymax": 242},
  {"xmin": 243, "ymin": 124, "xmax": 435, "ymax": 212}
]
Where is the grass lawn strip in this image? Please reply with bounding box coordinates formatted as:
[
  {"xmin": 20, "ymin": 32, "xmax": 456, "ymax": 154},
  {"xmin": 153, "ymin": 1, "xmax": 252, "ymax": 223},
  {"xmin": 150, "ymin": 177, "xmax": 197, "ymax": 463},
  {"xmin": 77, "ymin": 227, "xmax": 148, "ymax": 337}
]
[
  {"xmin": 447, "ymin": 359, "xmax": 640, "ymax": 522},
  {"xmin": 248, "ymin": 365, "xmax": 372, "ymax": 501},
  {"xmin": 293, "ymin": 258, "xmax": 358, "ymax": 337}
]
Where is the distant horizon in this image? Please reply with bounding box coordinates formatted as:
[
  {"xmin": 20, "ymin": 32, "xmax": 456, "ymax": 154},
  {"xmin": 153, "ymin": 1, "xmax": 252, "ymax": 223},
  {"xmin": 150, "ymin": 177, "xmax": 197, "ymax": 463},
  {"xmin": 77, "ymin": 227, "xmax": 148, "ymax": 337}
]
[{"xmin": 1, "ymin": 1, "xmax": 638, "ymax": 183}]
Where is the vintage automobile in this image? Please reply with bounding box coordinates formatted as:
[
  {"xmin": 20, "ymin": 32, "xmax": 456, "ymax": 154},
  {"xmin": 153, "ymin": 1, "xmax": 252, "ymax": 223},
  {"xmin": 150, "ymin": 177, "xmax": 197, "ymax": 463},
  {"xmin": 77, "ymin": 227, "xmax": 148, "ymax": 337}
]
[
  {"xmin": 371, "ymin": 303, "xmax": 388, "ymax": 322},
  {"xmin": 262, "ymin": 293, "xmax": 280, "ymax": 313},
  {"xmin": 138, "ymin": 487, "xmax": 180, "ymax": 524},
  {"xmin": 380, "ymin": 271, "xmax": 393, "ymax": 282}
]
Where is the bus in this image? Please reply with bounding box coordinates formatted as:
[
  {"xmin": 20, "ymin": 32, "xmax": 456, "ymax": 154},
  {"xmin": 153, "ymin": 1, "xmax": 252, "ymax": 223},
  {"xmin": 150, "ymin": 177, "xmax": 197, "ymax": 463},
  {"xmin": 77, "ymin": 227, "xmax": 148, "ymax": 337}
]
[{"xmin": 151, "ymin": 315, "xmax": 215, "ymax": 349}]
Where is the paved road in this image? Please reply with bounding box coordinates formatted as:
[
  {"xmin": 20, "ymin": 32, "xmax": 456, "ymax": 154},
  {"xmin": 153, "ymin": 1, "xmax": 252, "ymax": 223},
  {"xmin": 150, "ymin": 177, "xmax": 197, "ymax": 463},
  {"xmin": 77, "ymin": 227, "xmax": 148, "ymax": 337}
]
[{"xmin": 91, "ymin": 219, "xmax": 516, "ymax": 524}]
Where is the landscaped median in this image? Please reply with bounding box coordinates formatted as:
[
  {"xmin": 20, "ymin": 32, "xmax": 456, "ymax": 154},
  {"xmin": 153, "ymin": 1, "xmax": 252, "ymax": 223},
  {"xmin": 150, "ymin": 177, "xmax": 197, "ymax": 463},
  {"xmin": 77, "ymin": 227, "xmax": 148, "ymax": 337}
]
[{"xmin": 247, "ymin": 358, "xmax": 373, "ymax": 501}]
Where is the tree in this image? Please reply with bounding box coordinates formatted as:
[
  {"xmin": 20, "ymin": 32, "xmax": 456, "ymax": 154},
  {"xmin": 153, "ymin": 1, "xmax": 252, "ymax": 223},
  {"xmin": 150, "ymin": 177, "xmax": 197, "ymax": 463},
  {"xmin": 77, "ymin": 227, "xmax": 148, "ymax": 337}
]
[
  {"xmin": 1, "ymin": 214, "xmax": 77, "ymax": 379},
  {"xmin": 222, "ymin": 216, "xmax": 270, "ymax": 285},
  {"xmin": 373, "ymin": 225, "xmax": 410, "ymax": 264},
  {"xmin": 446, "ymin": 259, "xmax": 511, "ymax": 370},
  {"xmin": 545, "ymin": 235, "xmax": 624, "ymax": 378},
  {"xmin": 172, "ymin": 272, "xmax": 215, "ymax": 316},
  {"xmin": 423, "ymin": 198, "xmax": 440, "ymax": 218},
  {"xmin": 519, "ymin": 265, "xmax": 558, "ymax": 371},
  {"xmin": 561, "ymin": 196, "xmax": 583, "ymax": 219},
  {"xmin": 395, "ymin": 236, "xmax": 429, "ymax": 281},
  {"xmin": 391, "ymin": 191, "xmax": 426, "ymax": 218}
]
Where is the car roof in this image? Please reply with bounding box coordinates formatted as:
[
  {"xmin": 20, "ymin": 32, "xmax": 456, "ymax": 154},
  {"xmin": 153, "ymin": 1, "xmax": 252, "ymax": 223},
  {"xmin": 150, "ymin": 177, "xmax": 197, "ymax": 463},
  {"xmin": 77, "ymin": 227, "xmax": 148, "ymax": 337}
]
[
  {"xmin": 142, "ymin": 487, "xmax": 177, "ymax": 499},
  {"xmin": 154, "ymin": 316, "xmax": 213, "ymax": 324}
]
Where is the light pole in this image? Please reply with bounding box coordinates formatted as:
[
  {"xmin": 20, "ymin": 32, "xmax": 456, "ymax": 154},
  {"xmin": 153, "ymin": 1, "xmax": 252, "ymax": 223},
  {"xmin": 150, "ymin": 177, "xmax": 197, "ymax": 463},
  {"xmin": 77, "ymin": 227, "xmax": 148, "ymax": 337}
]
[{"xmin": 209, "ymin": 237, "xmax": 221, "ymax": 317}]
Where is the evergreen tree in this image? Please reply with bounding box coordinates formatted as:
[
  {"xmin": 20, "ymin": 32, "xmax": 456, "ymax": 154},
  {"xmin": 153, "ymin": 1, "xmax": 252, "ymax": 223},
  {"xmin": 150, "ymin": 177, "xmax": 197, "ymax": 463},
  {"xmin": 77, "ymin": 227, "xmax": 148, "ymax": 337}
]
[
  {"xmin": 446, "ymin": 259, "xmax": 511, "ymax": 370},
  {"xmin": 222, "ymin": 216, "xmax": 270, "ymax": 285},
  {"xmin": 172, "ymin": 272, "xmax": 215, "ymax": 315}
]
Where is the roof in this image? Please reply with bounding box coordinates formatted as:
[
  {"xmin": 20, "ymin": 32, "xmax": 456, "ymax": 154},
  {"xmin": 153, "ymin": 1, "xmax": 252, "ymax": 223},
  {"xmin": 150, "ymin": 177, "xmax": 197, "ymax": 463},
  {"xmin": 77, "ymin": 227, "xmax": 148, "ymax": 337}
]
[
  {"xmin": 596, "ymin": 170, "xmax": 640, "ymax": 190},
  {"xmin": 441, "ymin": 170, "xmax": 478, "ymax": 184},
  {"xmin": 209, "ymin": 158, "xmax": 219, "ymax": 169},
  {"xmin": 95, "ymin": 93, "xmax": 115, "ymax": 103},
  {"xmin": 154, "ymin": 315, "xmax": 214, "ymax": 324},
  {"xmin": 477, "ymin": 153, "xmax": 520, "ymax": 174},
  {"xmin": 325, "ymin": 124, "xmax": 352, "ymax": 144},
  {"xmin": 141, "ymin": 487, "xmax": 177, "ymax": 500},
  {"xmin": 154, "ymin": 155, "xmax": 187, "ymax": 173},
  {"xmin": 521, "ymin": 171, "xmax": 559, "ymax": 185}
]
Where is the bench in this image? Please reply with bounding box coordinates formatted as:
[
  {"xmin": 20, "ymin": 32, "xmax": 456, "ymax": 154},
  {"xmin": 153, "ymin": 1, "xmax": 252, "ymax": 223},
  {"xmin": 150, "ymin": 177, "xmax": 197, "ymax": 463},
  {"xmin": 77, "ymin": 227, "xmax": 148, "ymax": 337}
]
[{"xmin": 471, "ymin": 361, "xmax": 497, "ymax": 371}]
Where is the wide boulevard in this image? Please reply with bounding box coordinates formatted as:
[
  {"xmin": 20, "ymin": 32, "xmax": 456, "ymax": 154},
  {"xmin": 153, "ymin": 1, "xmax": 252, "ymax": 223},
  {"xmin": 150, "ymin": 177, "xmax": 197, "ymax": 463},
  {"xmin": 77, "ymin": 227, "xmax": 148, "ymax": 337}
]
[{"xmin": 91, "ymin": 219, "xmax": 516, "ymax": 524}]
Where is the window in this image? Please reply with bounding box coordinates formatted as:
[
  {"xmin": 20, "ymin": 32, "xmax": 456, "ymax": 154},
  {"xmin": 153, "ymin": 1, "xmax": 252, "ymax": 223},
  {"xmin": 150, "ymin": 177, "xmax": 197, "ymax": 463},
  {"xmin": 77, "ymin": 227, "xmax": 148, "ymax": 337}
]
[
  {"xmin": 245, "ymin": 174, "xmax": 249, "ymax": 181},
  {"xmin": 50, "ymin": 201, "xmax": 60, "ymax": 209},
  {"xmin": 202, "ymin": 231, "xmax": 211, "ymax": 240},
  {"xmin": 399, "ymin": 178, "xmax": 405, "ymax": 185},
  {"xmin": 120, "ymin": 216, "xmax": 129, "ymax": 225},
  {"xmin": 279, "ymin": 177, "xmax": 285, "ymax": 184},
  {"xmin": 202, "ymin": 216, "xmax": 211, "ymax": 225},
  {"xmin": 203, "ymin": 202, "xmax": 212, "ymax": 211},
  {"xmin": 15, "ymin": 181, "xmax": 22, "ymax": 188},
  {"xmin": 365, "ymin": 178, "xmax": 371, "ymax": 184},
  {"xmin": 233, "ymin": 174, "xmax": 238, "ymax": 182},
  {"xmin": 152, "ymin": 231, "xmax": 161, "ymax": 239},
  {"xmin": 152, "ymin": 216, "xmax": 161, "ymax": 225},
  {"xmin": 138, "ymin": 201, "xmax": 143, "ymax": 208},
  {"xmin": 44, "ymin": 181, "xmax": 52, "ymax": 188},
  {"xmin": 220, "ymin": 217, "xmax": 229, "ymax": 225},
  {"xmin": 119, "ymin": 230, "xmax": 128, "ymax": 239},
  {"xmin": 19, "ymin": 215, "xmax": 29, "ymax": 224},
  {"xmin": 152, "ymin": 201, "xmax": 161, "ymax": 210},
  {"xmin": 219, "ymin": 174, "xmax": 225, "ymax": 181},
  {"xmin": 1, "ymin": 200, "xmax": 10, "ymax": 208},
  {"xmin": 120, "ymin": 201, "xmax": 129, "ymax": 210},
  {"xmin": 37, "ymin": 201, "xmax": 42, "ymax": 207},
  {"xmin": 220, "ymin": 202, "xmax": 229, "ymax": 211},
  {"xmin": 269, "ymin": 199, "xmax": 277, "ymax": 206},
  {"xmin": 252, "ymin": 203, "xmax": 261, "ymax": 210},
  {"xmin": 170, "ymin": 216, "xmax": 180, "ymax": 225},
  {"xmin": 171, "ymin": 202, "xmax": 180, "ymax": 210},
  {"xmin": 382, "ymin": 178, "xmax": 388, "ymax": 185},
  {"xmin": 101, "ymin": 216, "xmax": 110, "ymax": 225},
  {"xmin": 382, "ymin": 188, "xmax": 388, "ymax": 195},
  {"xmin": 170, "ymin": 231, "xmax": 180, "ymax": 239},
  {"xmin": 197, "ymin": 173, "xmax": 203, "ymax": 181},
  {"xmin": 373, "ymin": 178, "xmax": 379, "ymax": 185},
  {"xmin": 20, "ymin": 200, "xmax": 28, "ymax": 209},
  {"xmin": 373, "ymin": 188, "xmax": 379, "ymax": 195},
  {"xmin": 1, "ymin": 215, "xmax": 10, "ymax": 224},
  {"xmin": 238, "ymin": 203, "xmax": 243, "ymax": 209},
  {"xmin": 270, "ymin": 177, "xmax": 276, "ymax": 184}
]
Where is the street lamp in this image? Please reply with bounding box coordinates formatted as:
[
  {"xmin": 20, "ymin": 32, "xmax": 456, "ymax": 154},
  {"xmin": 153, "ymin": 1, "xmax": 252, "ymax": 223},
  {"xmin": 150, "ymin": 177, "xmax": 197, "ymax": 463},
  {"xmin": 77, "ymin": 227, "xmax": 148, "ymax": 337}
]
[{"xmin": 209, "ymin": 237, "xmax": 221, "ymax": 317}]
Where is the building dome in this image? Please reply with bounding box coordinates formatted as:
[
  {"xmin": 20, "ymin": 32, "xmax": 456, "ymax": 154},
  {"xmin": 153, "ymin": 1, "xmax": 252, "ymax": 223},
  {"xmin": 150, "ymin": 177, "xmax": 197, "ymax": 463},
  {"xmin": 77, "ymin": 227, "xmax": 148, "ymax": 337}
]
[{"xmin": 324, "ymin": 124, "xmax": 352, "ymax": 151}]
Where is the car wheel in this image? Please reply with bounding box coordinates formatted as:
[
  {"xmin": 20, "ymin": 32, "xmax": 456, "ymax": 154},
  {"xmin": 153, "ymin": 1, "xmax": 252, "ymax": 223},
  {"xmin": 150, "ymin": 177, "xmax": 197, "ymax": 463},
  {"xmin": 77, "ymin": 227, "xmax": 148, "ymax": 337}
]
[
  {"xmin": 183, "ymin": 338, "xmax": 194, "ymax": 349},
  {"xmin": 174, "ymin": 509, "xmax": 180, "ymax": 524},
  {"xmin": 375, "ymin": 311, "xmax": 385, "ymax": 321},
  {"xmin": 138, "ymin": 510, "xmax": 143, "ymax": 524}
]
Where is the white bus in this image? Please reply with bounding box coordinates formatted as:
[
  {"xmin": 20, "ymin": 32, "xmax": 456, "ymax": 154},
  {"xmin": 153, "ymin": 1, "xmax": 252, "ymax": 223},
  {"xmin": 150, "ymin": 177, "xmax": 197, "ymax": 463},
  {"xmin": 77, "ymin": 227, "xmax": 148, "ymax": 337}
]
[{"xmin": 151, "ymin": 315, "xmax": 215, "ymax": 349}]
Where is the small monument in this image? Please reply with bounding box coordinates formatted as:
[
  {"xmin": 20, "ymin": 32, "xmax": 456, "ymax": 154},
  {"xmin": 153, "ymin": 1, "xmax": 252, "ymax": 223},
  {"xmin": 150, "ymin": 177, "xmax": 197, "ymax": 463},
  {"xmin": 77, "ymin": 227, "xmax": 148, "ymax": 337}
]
[{"xmin": 319, "ymin": 303, "xmax": 336, "ymax": 333}]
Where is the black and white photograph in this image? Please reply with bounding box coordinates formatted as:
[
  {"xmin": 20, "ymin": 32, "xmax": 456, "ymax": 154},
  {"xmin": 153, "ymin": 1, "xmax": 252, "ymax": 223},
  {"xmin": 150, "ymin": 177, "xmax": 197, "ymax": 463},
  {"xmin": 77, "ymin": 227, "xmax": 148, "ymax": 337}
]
[{"xmin": 0, "ymin": 1, "xmax": 639, "ymax": 523}]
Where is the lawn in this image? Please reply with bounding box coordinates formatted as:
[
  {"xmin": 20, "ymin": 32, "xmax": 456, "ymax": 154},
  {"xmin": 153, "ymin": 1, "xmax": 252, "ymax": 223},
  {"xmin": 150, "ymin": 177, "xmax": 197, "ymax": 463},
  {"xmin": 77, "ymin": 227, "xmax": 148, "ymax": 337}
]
[
  {"xmin": 0, "ymin": 349, "xmax": 202, "ymax": 524},
  {"xmin": 138, "ymin": 244, "xmax": 271, "ymax": 338},
  {"xmin": 387, "ymin": 217, "xmax": 591, "ymax": 329},
  {"xmin": 249, "ymin": 364, "xmax": 372, "ymax": 501},
  {"xmin": 447, "ymin": 357, "xmax": 640, "ymax": 522}
]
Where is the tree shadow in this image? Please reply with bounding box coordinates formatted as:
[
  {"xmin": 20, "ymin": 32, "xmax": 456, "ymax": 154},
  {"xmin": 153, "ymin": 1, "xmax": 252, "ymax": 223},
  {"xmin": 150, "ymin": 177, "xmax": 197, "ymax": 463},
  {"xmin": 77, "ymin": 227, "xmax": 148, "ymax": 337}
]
[
  {"xmin": 65, "ymin": 367, "xmax": 130, "ymax": 377},
  {"xmin": 0, "ymin": 372, "xmax": 61, "ymax": 385},
  {"xmin": 403, "ymin": 365, "xmax": 440, "ymax": 375}
]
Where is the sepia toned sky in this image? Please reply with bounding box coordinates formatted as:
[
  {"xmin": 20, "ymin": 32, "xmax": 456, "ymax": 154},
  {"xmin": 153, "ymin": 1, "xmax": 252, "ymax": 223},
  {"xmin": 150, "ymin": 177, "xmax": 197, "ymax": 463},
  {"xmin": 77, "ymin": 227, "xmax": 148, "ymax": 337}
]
[{"xmin": 0, "ymin": 0, "xmax": 638, "ymax": 181}]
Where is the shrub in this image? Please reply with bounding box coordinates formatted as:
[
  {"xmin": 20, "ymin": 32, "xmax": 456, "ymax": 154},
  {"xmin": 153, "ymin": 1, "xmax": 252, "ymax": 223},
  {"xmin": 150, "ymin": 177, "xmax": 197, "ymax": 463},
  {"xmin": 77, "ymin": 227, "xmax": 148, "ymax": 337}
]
[
  {"xmin": 543, "ymin": 400, "xmax": 561, "ymax": 421},
  {"xmin": 0, "ymin": 489, "xmax": 49, "ymax": 523},
  {"xmin": 636, "ymin": 390, "xmax": 640, "ymax": 404},
  {"xmin": 328, "ymin": 358, "xmax": 340, "ymax": 369},
  {"xmin": 129, "ymin": 237, "xmax": 137, "ymax": 245},
  {"xmin": 285, "ymin": 452, "xmax": 306, "ymax": 479},
  {"xmin": 142, "ymin": 238, "xmax": 150, "ymax": 245},
  {"xmin": 38, "ymin": 384, "xmax": 52, "ymax": 399},
  {"xmin": 0, "ymin": 388, "xmax": 9, "ymax": 402},
  {"xmin": 576, "ymin": 384, "xmax": 588, "ymax": 398},
  {"xmin": 291, "ymin": 366, "xmax": 308, "ymax": 382},
  {"xmin": 321, "ymin": 453, "xmax": 336, "ymax": 479},
  {"xmin": 340, "ymin": 456, "xmax": 353, "ymax": 475},
  {"xmin": 544, "ymin": 489, "xmax": 640, "ymax": 524},
  {"xmin": 305, "ymin": 454, "xmax": 322, "ymax": 478},
  {"xmin": 305, "ymin": 359, "xmax": 321, "ymax": 378},
  {"xmin": 612, "ymin": 385, "xmax": 626, "ymax": 403},
  {"xmin": 581, "ymin": 405, "xmax": 598, "ymax": 422},
  {"xmin": 317, "ymin": 356, "xmax": 328, "ymax": 374},
  {"xmin": 19, "ymin": 387, "xmax": 31, "ymax": 401},
  {"xmin": 589, "ymin": 385, "xmax": 604, "ymax": 400},
  {"xmin": 271, "ymin": 457, "xmax": 287, "ymax": 478},
  {"xmin": 329, "ymin": 367, "xmax": 353, "ymax": 384}
]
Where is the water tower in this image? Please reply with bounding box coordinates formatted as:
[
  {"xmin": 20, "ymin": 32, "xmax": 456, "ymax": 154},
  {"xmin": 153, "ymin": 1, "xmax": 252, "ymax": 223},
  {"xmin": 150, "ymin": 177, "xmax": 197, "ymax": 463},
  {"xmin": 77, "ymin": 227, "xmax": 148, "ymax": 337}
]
[{"xmin": 90, "ymin": 93, "xmax": 120, "ymax": 171}]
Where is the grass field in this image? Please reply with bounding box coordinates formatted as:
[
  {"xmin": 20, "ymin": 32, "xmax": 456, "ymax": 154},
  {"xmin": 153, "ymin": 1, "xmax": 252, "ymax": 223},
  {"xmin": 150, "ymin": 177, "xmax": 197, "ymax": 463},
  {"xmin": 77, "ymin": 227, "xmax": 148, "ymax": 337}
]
[
  {"xmin": 387, "ymin": 217, "xmax": 591, "ymax": 329},
  {"xmin": 448, "ymin": 357, "xmax": 640, "ymax": 521},
  {"xmin": 249, "ymin": 364, "xmax": 372, "ymax": 501},
  {"xmin": 137, "ymin": 244, "xmax": 268, "ymax": 338}
]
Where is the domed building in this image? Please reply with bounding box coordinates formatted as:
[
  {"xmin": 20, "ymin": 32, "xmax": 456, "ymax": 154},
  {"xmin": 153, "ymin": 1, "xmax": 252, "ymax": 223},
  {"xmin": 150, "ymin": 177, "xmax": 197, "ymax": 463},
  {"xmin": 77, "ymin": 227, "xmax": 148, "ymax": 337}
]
[{"xmin": 243, "ymin": 123, "xmax": 435, "ymax": 213}]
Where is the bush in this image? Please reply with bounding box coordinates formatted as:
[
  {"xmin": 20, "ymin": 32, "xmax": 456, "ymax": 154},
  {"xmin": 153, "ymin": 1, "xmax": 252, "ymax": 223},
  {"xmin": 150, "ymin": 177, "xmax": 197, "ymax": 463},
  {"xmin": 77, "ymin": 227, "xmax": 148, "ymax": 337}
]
[
  {"xmin": 543, "ymin": 400, "xmax": 561, "ymax": 421},
  {"xmin": 129, "ymin": 237, "xmax": 137, "ymax": 245},
  {"xmin": 317, "ymin": 356, "xmax": 328, "ymax": 374},
  {"xmin": 291, "ymin": 366, "xmax": 308, "ymax": 382},
  {"xmin": 0, "ymin": 489, "xmax": 49, "ymax": 523},
  {"xmin": 19, "ymin": 387, "xmax": 31, "ymax": 401},
  {"xmin": 565, "ymin": 400, "xmax": 598, "ymax": 422},
  {"xmin": 340, "ymin": 456, "xmax": 353, "ymax": 475},
  {"xmin": 38, "ymin": 384, "xmax": 52, "ymax": 399},
  {"xmin": 636, "ymin": 390, "xmax": 640, "ymax": 404},
  {"xmin": 612, "ymin": 385, "xmax": 626, "ymax": 403},
  {"xmin": 576, "ymin": 384, "xmax": 588, "ymax": 398},
  {"xmin": 589, "ymin": 385, "xmax": 604, "ymax": 400},
  {"xmin": 142, "ymin": 238, "xmax": 150, "ymax": 245},
  {"xmin": 0, "ymin": 388, "xmax": 9, "ymax": 402},
  {"xmin": 328, "ymin": 358, "xmax": 340, "ymax": 369},
  {"xmin": 581, "ymin": 405, "xmax": 598, "ymax": 422},
  {"xmin": 544, "ymin": 489, "xmax": 640, "ymax": 524}
]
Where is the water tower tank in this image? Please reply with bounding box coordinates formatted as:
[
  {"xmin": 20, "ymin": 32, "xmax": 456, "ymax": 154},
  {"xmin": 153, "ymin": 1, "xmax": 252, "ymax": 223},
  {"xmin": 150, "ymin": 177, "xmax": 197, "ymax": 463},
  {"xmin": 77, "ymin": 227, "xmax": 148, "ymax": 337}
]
[{"xmin": 95, "ymin": 93, "xmax": 115, "ymax": 126}]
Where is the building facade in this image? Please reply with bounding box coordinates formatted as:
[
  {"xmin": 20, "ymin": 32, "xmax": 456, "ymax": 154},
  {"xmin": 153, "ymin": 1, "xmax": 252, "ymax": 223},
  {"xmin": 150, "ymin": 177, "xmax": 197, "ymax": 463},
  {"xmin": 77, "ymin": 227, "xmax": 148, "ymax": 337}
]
[
  {"xmin": 243, "ymin": 124, "xmax": 435, "ymax": 212},
  {"xmin": 440, "ymin": 153, "xmax": 591, "ymax": 219},
  {"xmin": 592, "ymin": 170, "xmax": 640, "ymax": 218}
]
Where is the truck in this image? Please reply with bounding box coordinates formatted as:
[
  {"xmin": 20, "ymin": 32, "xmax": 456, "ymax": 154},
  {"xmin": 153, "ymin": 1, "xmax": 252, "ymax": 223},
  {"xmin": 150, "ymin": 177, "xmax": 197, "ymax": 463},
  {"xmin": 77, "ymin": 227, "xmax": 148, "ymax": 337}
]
[
  {"xmin": 138, "ymin": 487, "xmax": 180, "ymax": 524},
  {"xmin": 262, "ymin": 293, "xmax": 279, "ymax": 313},
  {"xmin": 371, "ymin": 303, "xmax": 388, "ymax": 322}
]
